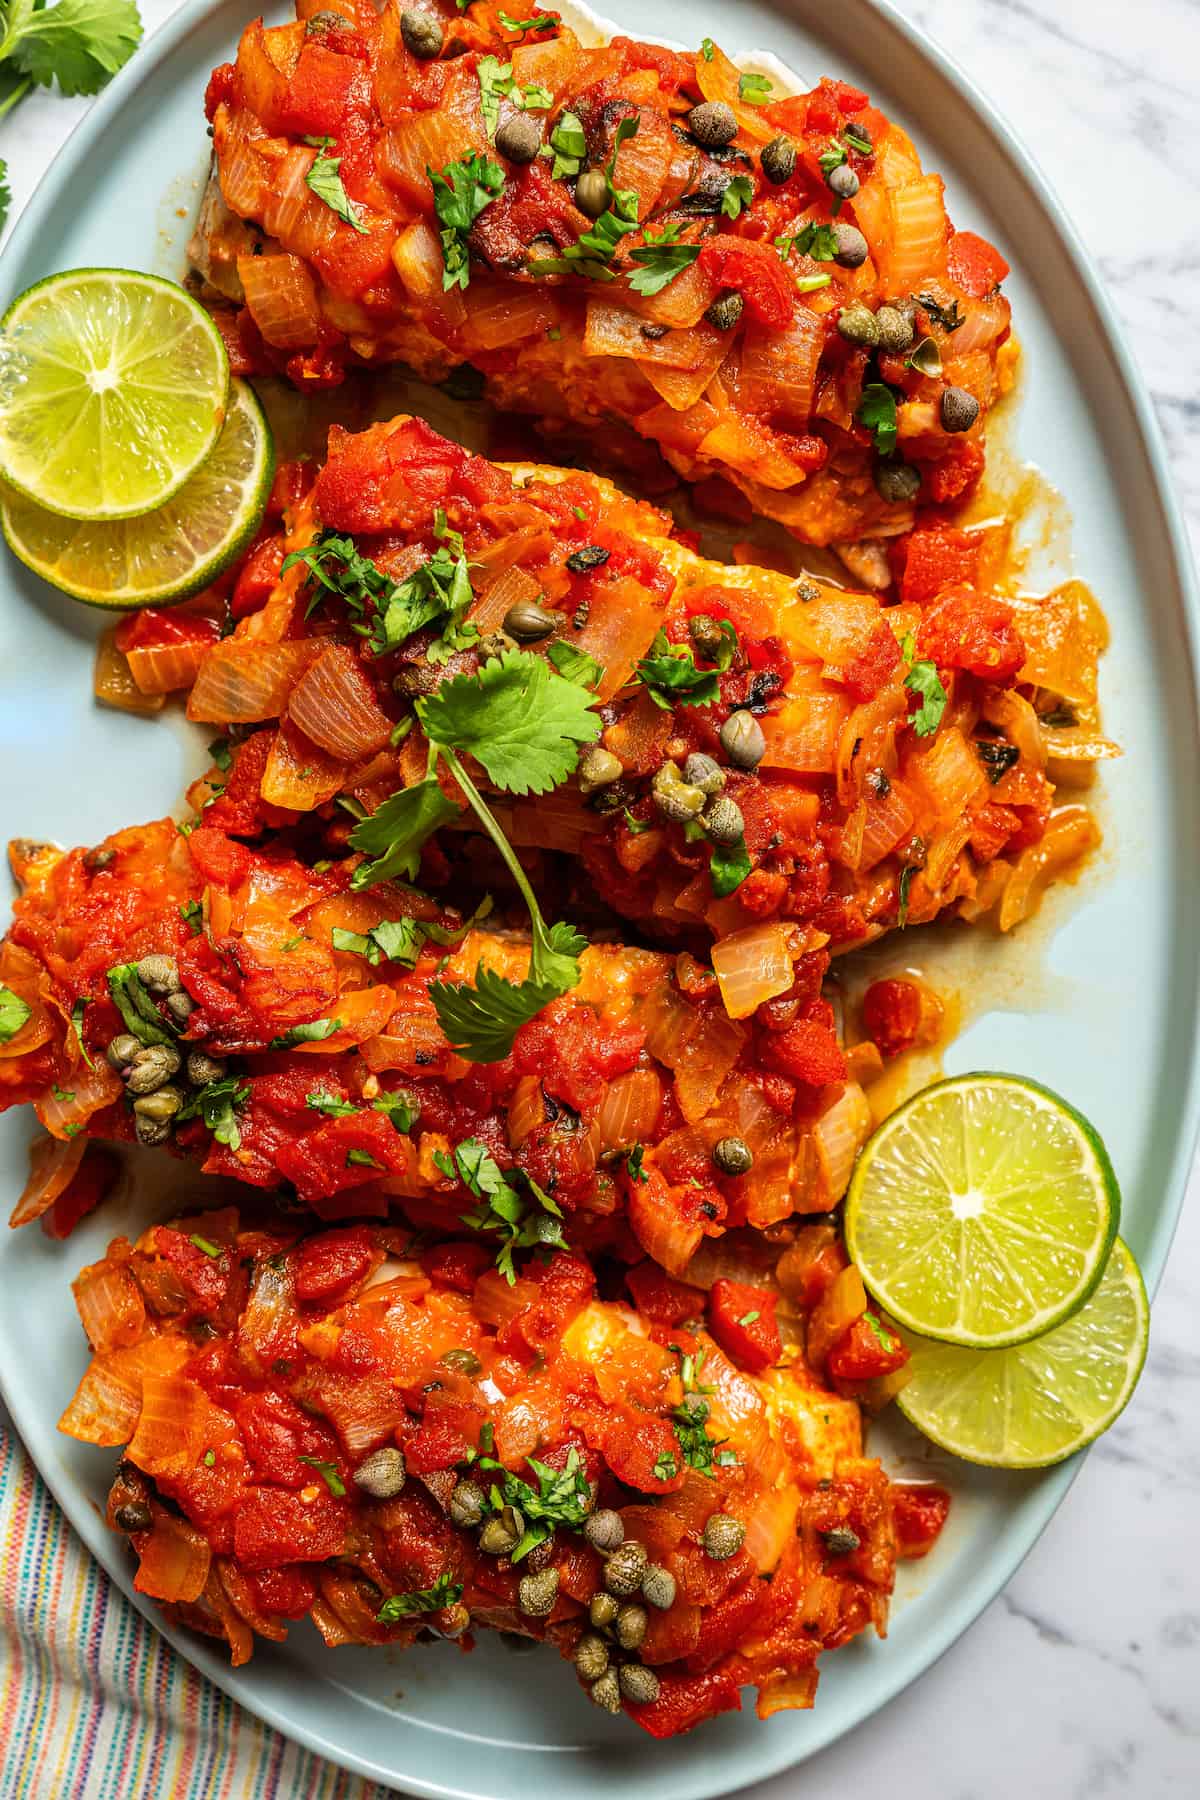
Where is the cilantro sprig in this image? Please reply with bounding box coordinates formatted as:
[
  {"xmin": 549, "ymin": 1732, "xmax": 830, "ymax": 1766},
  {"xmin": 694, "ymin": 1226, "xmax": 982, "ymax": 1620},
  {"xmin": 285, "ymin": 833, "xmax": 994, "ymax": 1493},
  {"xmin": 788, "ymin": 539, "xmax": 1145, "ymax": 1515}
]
[
  {"xmin": 377, "ymin": 1571, "xmax": 463, "ymax": 1622},
  {"xmin": 635, "ymin": 621, "xmax": 737, "ymax": 709},
  {"xmin": 476, "ymin": 54, "xmax": 551, "ymax": 138},
  {"xmin": 429, "ymin": 152, "xmax": 505, "ymax": 291},
  {"xmin": 332, "ymin": 899, "xmax": 491, "ymax": 970},
  {"xmin": 900, "ymin": 631, "xmax": 948, "ymax": 736},
  {"xmin": 471, "ymin": 1446, "xmax": 592, "ymax": 1558},
  {"xmin": 303, "ymin": 135, "xmax": 368, "ymax": 234},
  {"xmin": 176, "ymin": 1074, "xmax": 250, "ymax": 1152},
  {"xmin": 283, "ymin": 523, "xmax": 478, "ymax": 662},
  {"xmin": 628, "ymin": 222, "xmax": 700, "ymax": 297},
  {"xmin": 435, "ymin": 1137, "xmax": 565, "ymax": 1282}
]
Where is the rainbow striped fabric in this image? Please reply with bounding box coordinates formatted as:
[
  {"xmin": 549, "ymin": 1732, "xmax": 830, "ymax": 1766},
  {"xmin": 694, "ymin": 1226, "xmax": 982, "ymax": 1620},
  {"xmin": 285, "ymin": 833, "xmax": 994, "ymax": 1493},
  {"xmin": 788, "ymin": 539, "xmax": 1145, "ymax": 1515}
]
[{"xmin": 0, "ymin": 1410, "xmax": 397, "ymax": 1800}]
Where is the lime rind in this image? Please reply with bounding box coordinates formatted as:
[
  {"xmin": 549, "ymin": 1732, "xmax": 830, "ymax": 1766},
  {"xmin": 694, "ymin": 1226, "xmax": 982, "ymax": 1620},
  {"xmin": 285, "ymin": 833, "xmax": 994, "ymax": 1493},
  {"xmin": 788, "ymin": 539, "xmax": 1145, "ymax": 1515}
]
[
  {"xmin": 0, "ymin": 269, "xmax": 229, "ymax": 521},
  {"xmin": 844, "ymin": 1073, "xmax": 1120, "ymax": 1350},
  {"xmin": 1, "ymin": 378, "xmax": 273, "ymax": 608},
  {"xmin": 896, "ymin": 1238, "xmax": 1148, "ymax": 1468}
]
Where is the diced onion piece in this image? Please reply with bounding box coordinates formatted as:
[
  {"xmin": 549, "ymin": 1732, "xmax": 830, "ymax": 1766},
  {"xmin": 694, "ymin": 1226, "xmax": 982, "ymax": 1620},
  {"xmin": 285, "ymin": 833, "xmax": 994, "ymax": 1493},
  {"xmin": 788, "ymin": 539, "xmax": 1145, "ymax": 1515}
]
[
  {"xmin": 1007, "ymin": 581, "xmax": 1108, "ymax": 705},
  {"xmin": 857, "ymin": 783, "xmax": 915, "ymax": 871},
  {"xmin": 812, "ymin": 1082, "xmax": 872, "ymax": 1204},
  {"xmin": 910, "ymin": 727, "xmax": 988, "ymax": 820},
  {"xmin": 468, "ymin": 563, "xmax": 543, "ymax": 636},
  {"xmin": 507, "ymin": 1074, "xmax": 546, "ymax": 1149},
  {"xmin": 72, "ymin": 1257, "xmax": 146, "ymax": 1356},
  {"xmin": 742, "ymin": 1482, "xmax": 801, "ymax": 1573},
  {"xmin": 210, "ymin": 1564, "xmax": 270, "ymax": 1661},
  {"xmin": 261, "ymin": 718, "xmax": 347, "ymax": 811},
  {"xmin": 187, "ymin": 639, "xmax": 322, "ymax": 723},
  {"xmin": 806, "ymin": 1264, "xmax": 869, "ymax": 1367},
  {"xmin": 237, "ymin": 251, "xmax": 321, "ymax": 350},
  {"xmin": 10, "ymin": 1132, "xmax": 86, "ymax": 1227},
  {"xmin": 711, "ymin": 923, "xmax": 795, "ymax": 1020},
  {"xmin": 627, "ymin": 1166, "xmax": 703, "ymax": 1277},
  {"xmin": 739, "ymin": 311, "xmax": 824, "ymax": 428},
  {"xmin": 612, "ymin": 106, "xmax": 674, "ymax": 216},
  {"xmin": 466, "ymin": 283, "xmax": 559, "ymax": 352},
  {"xmin": 569, "ymin": 575, "xmax": 664, "ymax": 701},
  {"xmin": 391, "ymin": 217, "xmax": 447, "ymax": 303},
  {"xmin": 126, "ymin": 1372, "xmax": 221, "ymax": 1479},
  {"xmin": 887, "ymin": 174, "xmax": 948, "ymax": 291},
  {"xmin": 125, "ymin": 637, "xmax": 215, "ymax": 696},
  {"xmin": 261, "ymin": 143, "xmax": 317, "ymax": 242},
  {"xmin": 760, "ymin": 693, "xmax": 852, "ymax": 775},
  {"xmin": 788, "ymin": 590, "xmax": 881, "ymax": 667},
  {"xmin": 632, "ymin": 258, "xmax": 717, "ymax": 329},
  {"xmin": 694, "ymin": 42, "xmax": 777, "ymax": 143},
  {"xmin": 57, "ymin": 1336, "xmax": 190, "ymax": 1444},
  {"xmin": 0, "ymin": 940, "xmax": 52, "ymax": 1059},
  {"xmin": 998, "ymin": 804, "xmax": 1100, "ymax": 932},
  {"xmin": 584, "ymin": 301, "xmax": 719, "ymax": 371},
  {"xmin": 94, "ymin": 629, "xmax": 164, "ymax": 715},
  {"xmin": 595, "ymin": 1069, "xmax": 663, "ymax": 1152},
  {"xmin": 287, "ymin": 644, "xmax": 393, "ymax": 761},
  {"xmin": 756, "ymin": 1669, "xmax": 819, "ymax": 1719},
  {"xmin": 133, "ymin": 1511, "xmax": 212, "ymax": 1604}
]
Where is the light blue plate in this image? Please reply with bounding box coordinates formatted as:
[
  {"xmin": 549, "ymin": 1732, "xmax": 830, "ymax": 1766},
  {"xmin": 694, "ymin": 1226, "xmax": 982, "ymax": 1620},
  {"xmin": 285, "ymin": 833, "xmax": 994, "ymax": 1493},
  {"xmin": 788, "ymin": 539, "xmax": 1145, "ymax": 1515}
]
[{"xmin": 0, "ymin": 1, "xmax": 1197, "ymax": 1795}]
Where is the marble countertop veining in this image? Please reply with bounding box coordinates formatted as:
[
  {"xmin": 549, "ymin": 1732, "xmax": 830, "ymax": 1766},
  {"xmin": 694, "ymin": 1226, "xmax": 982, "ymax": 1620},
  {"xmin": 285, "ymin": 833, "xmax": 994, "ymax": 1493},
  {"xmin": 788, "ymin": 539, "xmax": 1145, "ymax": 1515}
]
[{"xmin": 0, "ymin": 1, "xmax": 1198, "ymax": 1796}]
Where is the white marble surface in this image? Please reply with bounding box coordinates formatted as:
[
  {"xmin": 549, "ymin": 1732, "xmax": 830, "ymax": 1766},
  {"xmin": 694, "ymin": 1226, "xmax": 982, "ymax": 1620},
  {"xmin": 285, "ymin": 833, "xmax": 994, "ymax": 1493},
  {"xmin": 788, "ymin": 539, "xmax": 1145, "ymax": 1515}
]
[{"xmin": 1, "ymin": 1, "xmax": 1198, "ymax": 1796}]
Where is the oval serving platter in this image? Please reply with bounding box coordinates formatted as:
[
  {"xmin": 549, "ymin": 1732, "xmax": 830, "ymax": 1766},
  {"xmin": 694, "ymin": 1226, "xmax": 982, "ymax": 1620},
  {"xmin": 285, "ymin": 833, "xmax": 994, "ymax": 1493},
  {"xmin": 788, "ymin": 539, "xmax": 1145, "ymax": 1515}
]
[{"xmin": 0, "ymin": 1, "xmax": 1197, "ymax": 1796}]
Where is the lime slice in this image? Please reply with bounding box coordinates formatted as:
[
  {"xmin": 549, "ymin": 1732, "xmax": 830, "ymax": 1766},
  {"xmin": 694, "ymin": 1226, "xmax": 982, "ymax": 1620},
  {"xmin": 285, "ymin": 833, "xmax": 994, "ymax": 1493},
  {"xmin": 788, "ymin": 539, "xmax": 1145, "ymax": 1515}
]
[
  {"xmin": 897, "ymin": 1238, "xmax": 1148, "ymax": 1467},
  {"xmin": 0, "ymin": 269, "xmax": 229, "ymax": 520},
  {"xmin": 1, "ymin": 378, "xmax": 272, "ymax": 609},
  {"xmin": 844, "ymin": 1073, "xmax": 1119, "ymax": 1349}
]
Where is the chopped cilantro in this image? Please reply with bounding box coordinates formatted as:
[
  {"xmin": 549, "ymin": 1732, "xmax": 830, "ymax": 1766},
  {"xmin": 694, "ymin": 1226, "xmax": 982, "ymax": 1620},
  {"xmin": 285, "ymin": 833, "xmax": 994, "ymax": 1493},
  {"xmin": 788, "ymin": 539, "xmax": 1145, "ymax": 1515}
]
[
  {"xmin": 179, "ymin": 899, "xmax": 203, "ymax": 936},
  {"xmin": 373, "ymin": 1090, "xmax": 419, "ymax": 1134},
  {"xmin": 737, "ymin": 71, "xmax": 773, "ymax": 104},
  {"xmin": 709, "ymin": 835, "xmax": 751, "ymax": 897},
  {"xmin": 69, "ymin": 996, "xmax": 94, "ymax": 1068},
  {"xmin": 436, "ymin": 1138, "xmax": 565, "ymax": 1282},
  {"xmin": 476, "ymin": 55, "xmax": 551, "ymax": 140},
  {"xmin": 897, "ymin": 863, "xmax": 915, "ymax": 928},
  {"xmin": 900, "ymin": 632, "xmax": 948, "ymax": 736},
  {"xmin": 177, "ymin": 1074, "xmax": 250, "ymax": 1151},
  {"xmin": 737, "ymin": 1310, "xmax": 760, "ymax": 1326},
  {"xmin": 653, "ymin": 1451, "xmax": 678, "ymax": 1482},
  {"xmin": 303, "ymin": 135, "xmax": 369, "ymax": 234},
  {"xmin": 473, "ymin": 1445, "xmax": 592, "ymax": 1559},
  {"xmin": 858, "ymin": 382, "xmax": 899, "ymax": 456},
  {"xmin": 188, "ymin": 1235, "xmax": 223, "ymax": 1259},
  {"xmin": 429, "ymin": 152, "xmax": 505, "ymax": 291},
  {"xmin": 498, "ymin": 10, "xmax": 557, "ymax": 35},
  {"xmin": 700, "ymin": 36, "xmax": 714, "ymax": 61},
  {"xmin": 624, "ymin": 1143, "xmax": 647, "ymax": 1184},
  {"xmin": 350, "ymin": 777, "xmax": 461, "ymax": 890},
  {"xmin": 635, "ymin": 621, "xmax": 736, "ymax": 709},
  {"xmin": 268, "ymin": 1016, "xmax": 344, "ymax": 1050},
  {"xmin": 628, "ymin": 221, "xmax": 700, "ymax": 296},
  {"xmin": 544, "ymin": 108, "xmax": 586, "ymax": 179},
  {"xmin": 306, "ymin": 1091, "xmax": 359, "ymax": 1119},
  {"xmin": 377, "ymin": 1571, "xmax": 463, "ymax": 1621},
  {"xmin": 207, "ymin": 737, "xmax": 233, "ymax": 772},
  {"xmin": 346, "ymin": 1148, "xmax": 381, "ymax": 1169},
  {"xmin": 818, "ymin": 141, "xmax": 847, "ymax": 175},
  {"xmin": 793, "ymin": 221, "xmax": 839, "ymax": 261},
  {"xmin": 298, "ymin": 1455, "xmax": 347, "ymax": 1497},
  {"xmin": 546, "ymin": 641, "xmax": 603, "ymax": 687}
]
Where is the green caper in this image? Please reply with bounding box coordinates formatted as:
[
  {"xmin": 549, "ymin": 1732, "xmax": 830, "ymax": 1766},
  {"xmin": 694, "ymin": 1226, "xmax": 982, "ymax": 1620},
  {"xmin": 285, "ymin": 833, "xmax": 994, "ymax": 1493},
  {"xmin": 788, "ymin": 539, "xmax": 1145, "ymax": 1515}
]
[
  {"xmin": 688, "ymin": 100, "xmax": 737, "ymax": 149},
  {"xmin": 653, "ymin": 762, "xmax": 706, "ymax": 825},
  {"xmin": 837, "ymin": 301, "xmax": 880, "ymax": 348},
  {"xmin": 941, "ymin": 385, "xmax": 980, "ymax": 433},
  {"xmin": 135, "ymin": 953, "xmax": 180, "ymax": 994},
  {"xmin": 702, "ymin": 1512, "xmax": 746, "ymax": 1560},
  {"xmin": 105, "ymin": 1033, "xmax": 142, "ymax": 1072},
  {"xmin": 833, "ymin": 222, "xmax": 869, "ymax": 269},
  {"xmin": 875, "ymin": 304, "xmax": 914, "ymax": 353},
  {"xmin": 165, "ymin": 990, "xmax": 195, "ymax": 1026},
  {"xmin": 124, "ymin": 1043, "xmax": 182, "ymax": 1095},
  {"xmin": 819, "ymin": 1525, "xmax": 862, "ymax": 1555},
  {"xmin": 503, "ymin": 598, "xmax": 558, "ymax": 642},
  {"xmin": 703, "ymin": 795, "xmax": 744, "ymax": 845},
  {"xmin": 477, "ymin": 629, "xmax": 517, "ymax": 662},
  {"xmin": 641, "ymin": 1564, "xmax": 677, "ymax": 1611},
  {"xmin": 873, "ymin": 459, "xmax": 922, "ymax": 504},
  {"xmin": 579, "ymin": 747, "xmax": 624, "ymax": 796},
  {"xmin": 131, "ymin": 1084, "xmax": 184, "ymax": 1123},
  {"xmin": 687, "ymin": 614, "xmax": 725, "ymax": 660},
  {"xmin": 353, "ymin": 1446, "xmax": 407, "ymax": 1499},
  {"xmin": 584, "ymin": 1508, "xmax": 625, "ymax": 1554},
  {"xmin": 589, "ymin": 1591, "xmax": 619, "ymax": 1630},
  {"xmin": 113, "ymin": 1500, "xmax": 153, "ymax": 1533},
  {"xmin": 712, "ymin": 1136, "xmax": 753, "ymax": 1177},
  {"xmin": 705, "ymin": 289, "xmax": 744, "ymax": 333},
  {"xmin": 479, "ymin": 1505, "xmax": 524, "ymax": 1555},
  {"xmin": 496, "ymin": 111, "xmax": 542, "ymax": 164},
  {"xmin": 618, "ymin": 1664, "xmax": 660, "ymax": 1705},
  {"xmin": 519, "ymin": 1567, "xmax": 560, "ymax": 1617},
  {"xmin": 448, "ymin": 1477, "xmax": 486, "ymax": 1528},
  {"xmin": 760, "ymin": 135, "xmax": 796, "ymax": 184},
  {"xmin": 614, "ymin": 1603, "xmax": 647, "ymax": 1650},
  {"xmin": 683, "ymin": 753, "xmax": 724, "ymax": 796},
  {"xmin": 574, "ymin": 169, "xmax": 610, "ymax": 218},
  {"xmin": 719, "ymin": 710, "xmax": 765, "ymax": 771},
  {"xmin": 399, "ymin": 7, "xmax": 443, "ymax": 58},
  {"xmin": 575, "ymin": 1632, "xmax": 610, "ymax": 1680},
  {"xmin": 590, "ymin": 1668, "xmax": 622, "ymax": 1713},
  {"xmin": 604, "ymin": 1539, "xmax": 648, "ymax": 1596},
  {"xmin": 134, "ymin": 1115, "xmax": 171, "ymax": 1147},
  {"xmin": 826, "ymin": 163, "xmax": 859, "ymax": 201},
  {"xmin": 440, "ymin": 1347, "xmax": 482, "ymax": 1376}
]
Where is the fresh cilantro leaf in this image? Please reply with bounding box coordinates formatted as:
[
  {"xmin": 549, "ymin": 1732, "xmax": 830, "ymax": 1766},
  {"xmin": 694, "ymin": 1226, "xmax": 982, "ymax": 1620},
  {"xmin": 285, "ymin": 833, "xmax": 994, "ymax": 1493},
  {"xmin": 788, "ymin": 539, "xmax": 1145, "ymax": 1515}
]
[
  {"xmin": 176, "ymin": 1073, "xmax": 250, "ymax": 1151},
  {"xmin": 700, "ymin": 36, "xmax": 714, "ymax": 61},
  {"xmin": 5, "ymin": 0, "xmax": 141, "ymax": 98},
  {"xmin": 333, "ymin": 917, "xmax": 427, "ymax": 969},
  {"xmin": 653, "ymin": 1450, "xmax": 678, "ymax": 1482},
  {"xmin": 738, "ymin": 1310, "xmax": 760, "ymax": 1326},
  {"xmin": 372, "ymin": 546, "xmax": 475, "ymax": 656},
  {"xmin": 350, "ymin": 777, "xmax": 461, "ymax": 889},
  {"xmin": 438, "ymin": 1137, "xmax": 565, "ymax": 1281},
  {"xmin": 544, "ymin": 108, "xmax": 585, "ymax": 179},
  {"xmin": 298, "ymin": 1455, "xmax": 346, "ymax": 1497},
  {"xmin": 417, "ymin": 649, "xmax": 600, "ymax": 795},
  {"xmin": 281, "ymin": 530, "xmax": 394, "ymax": 622},
  {"xmin": 474, "ymin": 1446, "xmax": 591, "ymax": 1557},
  {"xmin": 635, "ymin": 623, "xmax": 736, "ymax": 710},
  {"xmin": 268, "ymin": 1016, "xmax": 344, "ymax": 1050},
  {"xmin": 720, "ymin": 174, "xmax": 754, "ymax": 220},
  {"xmin": 737, "ymin": 71, "xmax": 772, "ymax": 105},
  {"xmin": 373, "ymin": 1089, "xmax": 419, "ymax": 1133},
  {"xmin": 669, "ymin": 1345, "xmax": 732, "ymax": 1477},
  {"xmin": 346, "ymin": 1148, "xmax": 381, "ymax": 1168},
  {"xmin": 207, "ymin": 737, "xmax": 233, "ymax": 773},
  {"xmin": 546, "ymin": 640, "xmax": 603, "ymax": 687},
  {"xmin": 429, "ymin": 152, "xmax": 505, "ymax": 291},
  {"xmin": 793, "ymin": 220, "xmax": 839, "ymax": 261},
  {"xmin": 863, "ymin": 1310, "xmax": 900, "ymax": 1353},
  {"xmin": 897, "ymin": 862, "xmax": 915, "ymax": 928},
  {"xmin": 431, "ymin": 923, "xmax": 585, "ymax": 1063},
  {"xmin": 306, "ymin": 1090, "xmax": 358, "ymax": 1118},
  {"xmin": 818, "ymin": 141, "xmax": 847, "ymax": 175},
  {"xmin": 304, "ymin": 137, "xmax": 369, "ymax": 234},
  {"xmin": 178, "ymin": 900, "xmax": 203, "ymax": 942},
  {"xmin": 900, "ymin": 632, "xmax": 948, "ymax": 736},
  {"xmin": 624, "ymin": 1143, "xmax": 647, "ymax": 1184},
  {"xmin": 498, "ymin": 10, "xmax": 556, "ymax": 35},
  {"xmin": 0, "ymin": 982, "xmax": 30, "ymax": 1044},
  {"xmin": 858, "ymin": 382, "xmax": 898, "ymax": 456},
  {"xmin": 433, "ymin": 506, "xmax": 464, "ymax": 557},
  {"xmin": 69, "ymin": 996, "xmax": 94, "ymax": 1067},
  {"xmin": 106, "ymin": 962, "xmax": 175, "ymax": 1047},
  {"xmin": 709, "ymin": 835, "xmax": 751, "ymax": 897},
  {"xmin": 628, "ymin": 223, "xmax": 701, "ymax": 296},
  {"xmin": 476, "ymin": 54, "xmax": 551, "ymax": 138},
  {"xmin": 377, "ymin": 1571, "xmax": 463, "ymax": 1621},
  {"xmin": 189, "ymin": 1235, "xmax": 223, "ymax": 1259}
]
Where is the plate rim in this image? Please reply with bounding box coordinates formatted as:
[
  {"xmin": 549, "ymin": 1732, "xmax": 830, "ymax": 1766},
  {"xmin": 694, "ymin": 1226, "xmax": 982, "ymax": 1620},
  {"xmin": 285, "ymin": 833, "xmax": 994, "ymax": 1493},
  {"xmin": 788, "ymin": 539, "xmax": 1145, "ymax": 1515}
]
[{"xmin": 0, "ymin": 0, "xmax": 1198, "ymax": 1794}]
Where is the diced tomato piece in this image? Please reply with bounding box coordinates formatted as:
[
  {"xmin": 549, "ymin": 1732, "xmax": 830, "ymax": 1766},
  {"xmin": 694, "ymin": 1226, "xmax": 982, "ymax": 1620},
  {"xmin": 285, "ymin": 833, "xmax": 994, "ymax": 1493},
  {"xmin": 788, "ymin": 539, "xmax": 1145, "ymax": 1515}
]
[
  {"xmin": 840, "ymin": 620, "xmax": 902, "ymax": 700},
  {"xmin": 892, "ymin": 1482, "xmax": 952, "ymax": 1558},
  {"xmin": 895, "ymin": 527, "xmax": 982, "ymax": 606},
  {"xmin": 421, "ymin": 1239, "xmax": 492, "ymax": 1293},
  {"xmin": 236, "ymin": 1388, "xmax": 335, "ymax": 1488},
  {"xmin": 277, "ymin": 43, "xmax": 366, "ymax": 138},
  {"xmin": 497, "ymin": 1252, "xmax": 595, "ymax": 1359},
  {"xmin": 200, "ymin": 730, "xmax": 278, "ymax": 836},
  {"xmin": 918, "ymin": 584, "xmax": 1025, "ymax": 684},
  {"xmin": 968, "ymin": 801, "xmax": 1020, "ymax": 862},
  {"xmin": 40, "ymin": 1145, "xmax": 120, "ymax": 1240},
  {"xmin": 115, "ymin": 607, "xmax": 220, "ymax": 656},
  {"xmin": 233, "ymin": 1487, "xmax": 347, "ymax": 1569},
  {"xmin": 699, "ymin": 237, "xmax": 793, "ymax": 330},
  {"xmin": 707, "ymin": 1280, "xmax": 781, "ymax": 1375},
  {"xmin": 947, "ymin": 230, "xmax": 1009, "ymax": 298},
  {"xmin": 763, "ymin": 1019, "xmax": 847, "ymax": 1087},
  {"xmin": 918, "ymin": 439, "xmax": 985, "ymax": 505},
  {"xmin": 294, "ymin": 1225, "xmax": 376, "ymax": 1304},
  {"xmin": 274, "ymin": 1110, "xmax": 408, "ymax": 1208},
  {"xmin": 186, "ymin": 826, "xmax": 251, "ymax": 890},
  {"xmin": 601, "ymin": 1408, "xmax": 684, "ymax": 1493},
  {"xmin": 403, "ymin": 1418, "xmax": 468, "ymax": 1474},
  {"xmin": 246, "ymin": 1563, "xmax": 317, "ymax": 1618},
  {"xmin": 832, "ymin": 80, "xmax": 869, "ymax": 113},
  {"xmin": 155, "ymin": 1226, "xmax": 232, "ymax": 1311},
  {"xmin": 205, "ymin": 60, "xmax": 236, "ymax": 120},
  {"xmin": 231, "ymin": 534, "xmax": 285, "ymax": 619},
  {"xmin": 626, "ymin": 1666, "xmax": 742, "ymax": 1737},
  {"xmin": 862, "ymin": 978, "xmax": 922, "ymax": 1059},
  {"xmin": 827, "ymin": 1310, "xmax": 909, "ymax": 1381},
  {"xmin": 625, "ymin": 1260, "xmax": 705, "ymax": 1327},
  {"xmin": 684, "ymin": 1578, "xmax": 761, "ymax": 1670}
]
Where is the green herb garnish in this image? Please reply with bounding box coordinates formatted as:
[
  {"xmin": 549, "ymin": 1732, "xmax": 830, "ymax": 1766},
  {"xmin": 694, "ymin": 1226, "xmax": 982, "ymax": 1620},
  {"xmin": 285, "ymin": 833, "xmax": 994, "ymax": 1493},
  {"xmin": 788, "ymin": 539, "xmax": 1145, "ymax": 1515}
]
[
  {"xmin": 377, "ymin": 1571, "xmax": 463, "ymax": 1621},
  {"xmin": 268, "ymin": 1016, "xmax": 344, "ymax": 1050},
  {"xmin": 435, "ymin": 1137, "xmax": 565, "ymax": 1282},
  {"xmin": 176, "ymin": 1074, "xmax": 250, "ymax": 1151},
  {"xmin": 298, "ymin": 1455, "xmax": 346, "ymax": 1497},
  {"xmin": 429, "ymin": 152, "xmax": 505, "ymax": 291},
  {"xmin": 303, "ymin": 135, "xmax": 369, "ymax": 234}
]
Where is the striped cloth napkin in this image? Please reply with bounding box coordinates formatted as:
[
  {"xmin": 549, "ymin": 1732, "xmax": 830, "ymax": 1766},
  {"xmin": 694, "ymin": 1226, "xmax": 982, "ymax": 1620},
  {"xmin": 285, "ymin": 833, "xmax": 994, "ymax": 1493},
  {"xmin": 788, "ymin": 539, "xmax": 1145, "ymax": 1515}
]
[{"xmin": 0, "ymin": 1411, "xmax": 398, "ymax": 1799}]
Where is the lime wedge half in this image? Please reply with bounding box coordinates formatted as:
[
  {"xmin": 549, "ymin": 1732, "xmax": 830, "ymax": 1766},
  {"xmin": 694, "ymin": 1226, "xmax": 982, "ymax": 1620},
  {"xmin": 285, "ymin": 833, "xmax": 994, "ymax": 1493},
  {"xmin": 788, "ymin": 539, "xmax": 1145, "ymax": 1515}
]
[
  {"xmin": 0, "ymin": 269, "xmax": 229, "ymax": 520},
  {"xmin": 897, "ymin": 1238, "xmax": 1148, "ymax": 1467},
  {"xmin": 844, "ymin": 1073, "xmax": 1119, "ymax": 1348},
  {"xmin": 1, "ymin": 378, "xmax": 272, "ymax": 609}
]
